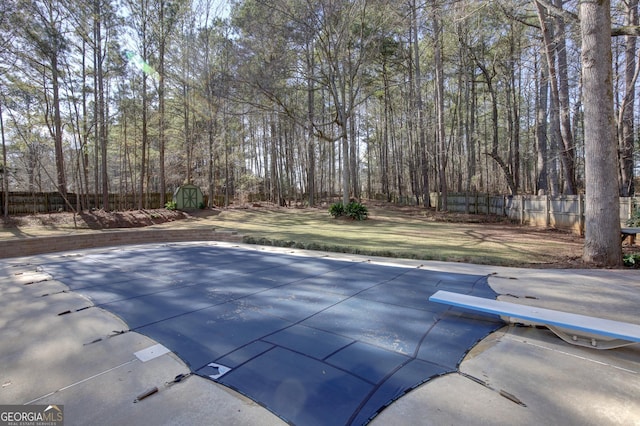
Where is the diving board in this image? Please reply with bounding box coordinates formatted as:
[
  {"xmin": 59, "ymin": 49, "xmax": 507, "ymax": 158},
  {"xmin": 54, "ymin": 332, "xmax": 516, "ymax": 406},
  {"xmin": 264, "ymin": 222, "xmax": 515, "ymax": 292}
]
[
  {"xmin": 429, "ymin": 290, "xmax": 640, "ymax": 350},
  {"xmin": 621, "ymin": 227, "xmax": 640, "ymax": 245}
]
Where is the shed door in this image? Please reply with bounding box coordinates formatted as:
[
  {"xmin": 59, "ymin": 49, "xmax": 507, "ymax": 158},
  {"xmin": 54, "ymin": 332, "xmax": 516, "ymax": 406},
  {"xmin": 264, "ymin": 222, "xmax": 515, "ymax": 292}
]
[{"xmin": 182, "ymin": 187, "xmax": 199, "ymax": 209}]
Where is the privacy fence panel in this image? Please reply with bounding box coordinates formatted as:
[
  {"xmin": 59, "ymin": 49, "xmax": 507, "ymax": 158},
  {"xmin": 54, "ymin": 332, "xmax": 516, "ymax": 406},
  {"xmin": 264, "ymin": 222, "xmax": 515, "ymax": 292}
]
[
  {"xmin": 436, "ymin": 193, "xmax": 638, "ymax": 235},
  {"xmin": 0, "ymin": 192, "xmax": 169, "ymax": 215}
]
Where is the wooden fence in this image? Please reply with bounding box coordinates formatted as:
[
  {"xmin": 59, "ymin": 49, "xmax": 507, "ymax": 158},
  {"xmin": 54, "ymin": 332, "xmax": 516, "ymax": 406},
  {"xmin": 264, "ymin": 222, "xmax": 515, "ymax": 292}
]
[{"xmin": 0, "ymin": 192, "xmax": 170, "ymax": 214}]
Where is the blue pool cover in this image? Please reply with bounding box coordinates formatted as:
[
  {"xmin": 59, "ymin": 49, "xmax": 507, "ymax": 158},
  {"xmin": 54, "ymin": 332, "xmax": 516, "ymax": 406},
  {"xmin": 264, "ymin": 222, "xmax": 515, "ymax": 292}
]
[{"xmin": 37, "ymin": 244, "xmax": 503, "ymax": 425}]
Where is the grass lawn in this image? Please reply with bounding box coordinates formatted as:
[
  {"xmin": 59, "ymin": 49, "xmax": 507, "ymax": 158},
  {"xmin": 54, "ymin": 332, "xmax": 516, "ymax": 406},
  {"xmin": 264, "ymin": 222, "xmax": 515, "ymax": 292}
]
[{"xmin": 209, "ymin": 205, "xmax": 586, "ymax": 267}]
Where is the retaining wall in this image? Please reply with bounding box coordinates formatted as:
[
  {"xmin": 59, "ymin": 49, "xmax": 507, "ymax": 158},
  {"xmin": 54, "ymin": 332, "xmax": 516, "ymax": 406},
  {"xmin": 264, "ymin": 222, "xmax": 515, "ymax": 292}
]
[{"xmin": 0, "ymin": 228, "xmax": 242, "ymax": 259}]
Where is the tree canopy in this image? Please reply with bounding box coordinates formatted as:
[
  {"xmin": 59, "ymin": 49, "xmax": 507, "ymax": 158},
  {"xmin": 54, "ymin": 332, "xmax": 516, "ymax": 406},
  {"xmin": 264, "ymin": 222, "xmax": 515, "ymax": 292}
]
[{"xmin": 0, "ymin": 0, "xmax": 637, "ymax": 265}]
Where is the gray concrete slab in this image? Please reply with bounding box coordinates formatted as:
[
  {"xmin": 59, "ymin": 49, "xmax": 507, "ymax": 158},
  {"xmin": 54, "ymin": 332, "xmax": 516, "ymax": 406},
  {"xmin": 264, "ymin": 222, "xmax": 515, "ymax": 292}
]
[
  {"xmin": 370, "ymin": 372, "xmax": 530, "ymax": 426},
  {"xmin": 0, "ymin": 260, "xmax": 286, "ymax": 426},
  {"xmin": 373, "ymin": 326, "xmax": 640, "ymax": 426},
  {"xmin": 32, "ymin": 349, "xmax": 284, "ymax": 426}
]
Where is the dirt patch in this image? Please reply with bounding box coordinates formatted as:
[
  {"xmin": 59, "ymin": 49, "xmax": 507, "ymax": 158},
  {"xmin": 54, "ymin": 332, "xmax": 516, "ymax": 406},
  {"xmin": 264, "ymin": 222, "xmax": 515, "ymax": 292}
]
[
  {"xmin": 78, "ymin": 209, "xmax": 190, "ymax": 229},
  {"xmin": 0, "ymin": 209, "xmax": 199, "ymax": 229}
]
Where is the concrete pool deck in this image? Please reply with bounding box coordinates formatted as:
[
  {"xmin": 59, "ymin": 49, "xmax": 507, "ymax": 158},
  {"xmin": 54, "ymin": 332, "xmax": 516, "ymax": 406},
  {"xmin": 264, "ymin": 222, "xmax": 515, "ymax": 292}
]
[{"xmin": 0, "ymin": 241, "xmax": 638, "ymax": 425}]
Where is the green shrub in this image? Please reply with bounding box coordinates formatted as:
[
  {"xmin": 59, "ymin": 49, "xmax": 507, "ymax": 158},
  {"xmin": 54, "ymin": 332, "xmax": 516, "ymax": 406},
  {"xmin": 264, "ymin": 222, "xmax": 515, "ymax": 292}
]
[
  {"xmin": 165, "ymin": 200, "xmax": 177, "ymax": 210},
  {"xmin": 329, "ymin": 202, "xmax": 345, "ymax": 218},
  {"xmin": 329, "ymin": 201, "xmax": 368, "ymax": 221},
  {"xmin": 623, "ymin": 253, "xmax": 640, "ymax": 268},
  {"xmin": 345, "ymin": 201, "xmax": 368, "ymax": 221}
]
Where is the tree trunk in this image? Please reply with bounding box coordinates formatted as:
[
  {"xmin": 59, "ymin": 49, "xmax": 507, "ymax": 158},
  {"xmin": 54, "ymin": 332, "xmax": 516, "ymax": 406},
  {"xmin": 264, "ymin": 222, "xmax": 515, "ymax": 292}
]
[
  {"xmin": 580, "ymin": 0, "xmax": 622, "ymax": 266},
  {"xmin": 536, "ymin": 54, "xmax": 549, "ymax": 195},
  {"xmin": 93, "ymin": 47, "xmax": 100, "ymax": 207},
  {"xmin": 534, "ymin": 0, "xmax": 575, "ymax": 195},
  {"xmin": 208, "ymin": 117, "xmax": 215, "ymax": 207},
  {"xmin": 381, "ymin": 87, "xmax": 390, "ymax": 201},
  {"xmin": 349, "ymin": 108, "xmax": 359, "ymax": 200},
  {"xmin": 1, "ymin": 100, "xmax": 8, "ymax": 218},
  {"xmin": 553, "ymin": 0, "xmax": 576, "ymax": 194},
  {"xmin": 159, "ymin": 28, "xmax": 167, "ymax": 206},
  {"xmin": 269, "ymin": 116, "xmax": 278, "ymax": 205},
  {"xmin": 140, "ymin": 69, "xmax": 148, "ymax": 209},
  {"xmin": 433, "ymin": 0, "xmax": 447, "ymax": 210},
  {"xmin": 202, "ymin": 16, "xmax": 216, "ymax": 208},
  {"xmin": 509, "ymin": 26, "xmax": 521, "ymax": 193},
  {"xmin": 306, "ymin": 44, "xmax": 316, "ymax": 206},
  {"xmin": 412, "ymin": 1, "xmax": 430, "ymax": 207},
  {"xmin": 137, "ymin": 7, "xmax": 150, "ymax": 210},
  {"xmin": 95, "ymin": 0, "xmax": 109, "ymax": 210},
  {"xmin": 619, "ymin": 0, "xmax": 638, "ymax": 196},
  {"xmin": 51, "ymin": 34, "xmax": 67, "ymax": 203},
  {"xmin": 81, "ymin": 39, "xmax": 90, "ymax": 210},
  {"xmin": 183, "ymin": 81, "xmax": 192, "ymax": 184},
  {"xmin": 341, "ymin": 128, "xmax": 349, "ymax": 206}
]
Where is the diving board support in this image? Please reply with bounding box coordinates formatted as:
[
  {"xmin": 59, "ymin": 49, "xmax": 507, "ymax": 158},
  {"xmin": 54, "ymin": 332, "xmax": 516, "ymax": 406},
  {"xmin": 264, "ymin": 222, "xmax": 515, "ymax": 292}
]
[
  {"xmin": 429, "ymin": 290, "xmax": 640, "ymax": 350},
  {"xmin": 621, "ymin": 227, "xmax": 640, "ymax": 245}
]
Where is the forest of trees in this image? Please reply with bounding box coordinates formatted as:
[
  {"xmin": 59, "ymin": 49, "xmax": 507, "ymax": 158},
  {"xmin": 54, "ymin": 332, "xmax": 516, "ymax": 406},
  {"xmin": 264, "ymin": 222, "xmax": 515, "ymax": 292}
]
[{"xmin": 0, "ymin": 0, "xmax": 637, "ymax": 263}]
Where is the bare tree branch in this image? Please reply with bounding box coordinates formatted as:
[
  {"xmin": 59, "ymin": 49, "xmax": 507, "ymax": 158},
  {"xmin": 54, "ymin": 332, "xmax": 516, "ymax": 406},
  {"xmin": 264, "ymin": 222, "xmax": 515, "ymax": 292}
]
[
  {"xmin": 534, "ymin": 0, "xmax": 578, "ymax": 22},
  {"xmin": 612, "ymin": 25, "xmax": 640, "ymax": 36}
]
